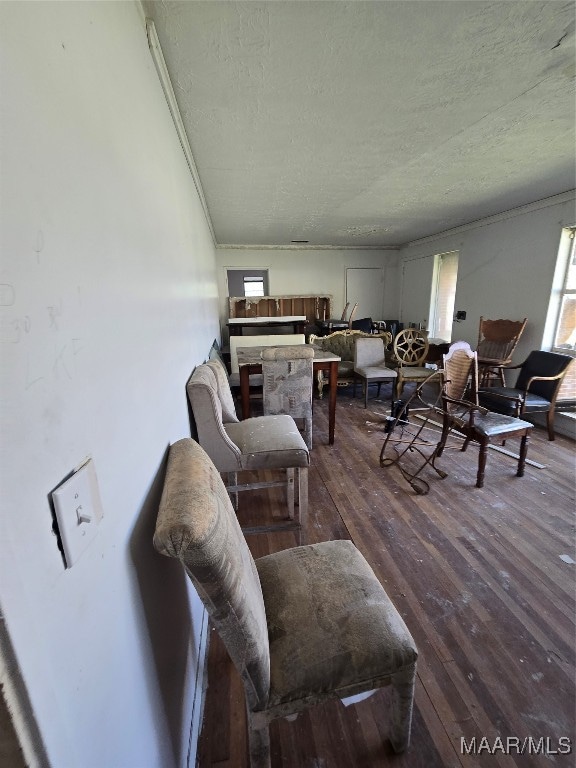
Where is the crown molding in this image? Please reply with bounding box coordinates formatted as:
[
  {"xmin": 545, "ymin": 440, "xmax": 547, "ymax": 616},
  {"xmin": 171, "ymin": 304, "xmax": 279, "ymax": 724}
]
[
  {"xmin": 216, "ymin": 243, "xmax": 399, "ymax": 251},
  {"xmin": 404, "ymin": 190, "xmax": 576, "ymax": 249},
  {"xmin": 146, "ymin": 19, "xmax": 217, "ymax": 246}
]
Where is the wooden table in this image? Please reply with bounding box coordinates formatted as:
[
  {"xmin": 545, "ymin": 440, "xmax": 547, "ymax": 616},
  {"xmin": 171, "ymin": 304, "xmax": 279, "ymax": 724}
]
[{"xmin": 236, "ymin": 345, "xmax": 341, "ymax": 445}]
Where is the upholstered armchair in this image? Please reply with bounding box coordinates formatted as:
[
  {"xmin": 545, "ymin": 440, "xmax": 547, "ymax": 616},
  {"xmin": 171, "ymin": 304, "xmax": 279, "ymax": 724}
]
[
  {"xmin": 154, "ymin": 438, "xmax": 418, "ymax": 768},
  {"xmin": 187, "ymin": 362, "xmax": 309, "ymax": 534},
  {"xmin": 477, "ymin": 350, "xmax": 572, "ymax": 440}
]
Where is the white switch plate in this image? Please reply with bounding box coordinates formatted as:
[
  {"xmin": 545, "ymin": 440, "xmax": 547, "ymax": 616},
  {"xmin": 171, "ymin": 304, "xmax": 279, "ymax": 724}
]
[{"xmin": 52, "ymin": 459, "xmax": 103, "ymax": 568}]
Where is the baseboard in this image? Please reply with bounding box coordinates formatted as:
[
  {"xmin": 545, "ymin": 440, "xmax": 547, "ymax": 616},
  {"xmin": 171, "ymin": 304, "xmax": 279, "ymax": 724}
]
[
  {"xmin": 529, "ymin": 411, "xmax": 576, "ymax": 440},
  {"xmin": 187, "ymin": 609, "xmax": 210, "ymax": 768}
]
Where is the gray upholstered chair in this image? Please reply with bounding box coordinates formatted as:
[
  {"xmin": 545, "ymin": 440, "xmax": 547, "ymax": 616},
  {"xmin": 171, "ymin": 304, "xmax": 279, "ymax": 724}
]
[
  {"xmin": 261, "ymin": 345, "xmax": 314, "ymax": 449},
  {"xmin": 154, "ymin": 438, "xmax": 418, "ymax": 768},
  {"xmin": 353, "ymin": 336, "xmax": 397, "ymax": 408},
  {"xmin": 187, "ymin": 363, "xmax": 309, "ymax": 534},
  {"xmin": 435, "ymin": 341, "xmax": 534, "ymax": 488}
]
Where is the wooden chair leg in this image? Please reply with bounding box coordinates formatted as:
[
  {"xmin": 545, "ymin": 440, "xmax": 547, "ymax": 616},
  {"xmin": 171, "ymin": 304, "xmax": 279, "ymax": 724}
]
[
  {"xmin": 547, "ymin": 409, "xmax": 555, "ymax": 441},
  {"xmin": 476, "ymin": 440, "xmax": 489, "ymax": 488},
  {"xmin": 389, "ymin": 664, "xmax": 416, "ymax": 753},
  {"xmin": 517, "ymin": 433, "xmax": 530, "ymax": 476}
]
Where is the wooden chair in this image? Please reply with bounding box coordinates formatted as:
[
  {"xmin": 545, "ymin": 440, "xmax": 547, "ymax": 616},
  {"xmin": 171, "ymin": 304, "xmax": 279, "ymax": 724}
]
[
  {"xmin": 392, "ymin": 329, "xmax": 430, "ymax": 399},
  {"xmin": 154, "ymin": 438, "xmax": 418, "ymax": 768},
  {"xmin": 435, "ymin": 342, "xmax": 533, "ymax": 488},
  {"xmin": 478, "ymin": 350, "xmax": 572, "ymax": 440},
  {"xmin": 476, "ymin": 316, "xmax": 527, "ymax": 386}
]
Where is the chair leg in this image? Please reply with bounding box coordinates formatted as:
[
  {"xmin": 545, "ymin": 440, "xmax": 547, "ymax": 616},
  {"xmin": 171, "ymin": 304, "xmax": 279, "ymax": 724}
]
[
  {"xmin": 516, "ymin": 432, "xmax": 530, "ymax": 476},
  {"xmin": 546, "ymin": 409, "xmax": 555, "ymax": 441},
  {"xmin": 227, "ymin": 472, "xmax": 239, "ymax": 510},
  {"xmin": 364, "ymin": 379, "xmax": 369, "ymax": 408},
  {"xmin": 247, "ymin": 714, "xmax": 271, "ymax": 768},
  {"xmin": 476, "ymin": 440, "xmax": 489, "ymax": 488},
  {"xmin": 298, "ymin": 467, "xmax": 308, "ymax": 540},
  {"xmin": 286, "ymin": 468, "xmax": 295, "ymax": 518},
  {"xmin": 389, "ymin": 664, "xmax": 416, "ymax": 753},
  {"xmin": 304, "ymin": 416, "xmax": 313, "ymax": 450}
]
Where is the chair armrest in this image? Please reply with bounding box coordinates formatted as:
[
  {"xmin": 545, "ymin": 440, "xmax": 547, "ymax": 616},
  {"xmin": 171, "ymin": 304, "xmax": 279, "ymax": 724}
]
[{"xmin": 442, "ymin": 395, "xmax": 487, "ymax": 427}]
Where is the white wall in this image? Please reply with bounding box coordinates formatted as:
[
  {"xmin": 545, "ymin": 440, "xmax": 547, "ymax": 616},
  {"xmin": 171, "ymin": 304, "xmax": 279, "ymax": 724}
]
[
  {"xmin": 398, "ymin": 193, "xmax": 576, "ymax": 363},
  {"xmin": 216, "ymin": 247, "xmax": 399, "ymax": 336},
  {"xmin": 0, "ymin": 3, "xmax": 218, "ymax": 767}
]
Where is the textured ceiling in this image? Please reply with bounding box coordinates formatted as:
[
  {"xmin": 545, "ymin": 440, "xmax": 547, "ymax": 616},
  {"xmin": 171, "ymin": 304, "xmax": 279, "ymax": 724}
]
[{"xmin": 143, "ymin": 0, "xmax": 575, "ymax": 247}]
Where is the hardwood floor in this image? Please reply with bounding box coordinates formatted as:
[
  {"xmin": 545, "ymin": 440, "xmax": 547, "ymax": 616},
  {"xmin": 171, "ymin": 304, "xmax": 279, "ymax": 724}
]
[{"xmin": 196, "ymin": 387, "xmax": 576, "ymax": 767}]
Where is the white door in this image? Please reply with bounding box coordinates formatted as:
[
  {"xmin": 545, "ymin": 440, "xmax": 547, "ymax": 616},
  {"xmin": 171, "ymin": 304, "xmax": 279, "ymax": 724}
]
[{"xmin": 345, "ymin": 267, "xmax": 384, "ymax": 321}]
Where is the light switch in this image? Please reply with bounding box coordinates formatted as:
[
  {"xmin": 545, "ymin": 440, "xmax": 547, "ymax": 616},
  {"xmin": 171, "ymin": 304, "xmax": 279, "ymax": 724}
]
[{"xmin": 52, "ymin": 459, "xmax": 103, "ymax": 567}]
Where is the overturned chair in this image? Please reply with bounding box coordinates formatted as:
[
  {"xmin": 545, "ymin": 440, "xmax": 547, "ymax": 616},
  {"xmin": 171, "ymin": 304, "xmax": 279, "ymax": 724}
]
[
  {"xmin": 154, "ymin": 438, "xmax": 418, "ymax": 768},
  {"xmin": 187, "ymin": 361, "xmax": 309, "ymax": 535}
]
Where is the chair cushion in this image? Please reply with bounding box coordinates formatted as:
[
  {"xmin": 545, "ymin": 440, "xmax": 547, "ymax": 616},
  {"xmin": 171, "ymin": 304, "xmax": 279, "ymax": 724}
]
[
  {"xmin": 478, "ymin": 387, "xmax": 551, "ymax": 415},
  {"xmin": 465, "ymin": 410, "xmax": 533, "ymax": 437},
  {"xmin": 224, "ymin": 415, "xmax": 310, "ymax": 469},
  {"xmin": 398, "ymin": 367, "xmax": 431, "ymax": 380},
  {"xmin": 355, "ymin": 365, "xmax": 397, "ymax": 381},
  {"xmin": 256, "ymin": 540, "xmax": 417, "ymax": 711}
]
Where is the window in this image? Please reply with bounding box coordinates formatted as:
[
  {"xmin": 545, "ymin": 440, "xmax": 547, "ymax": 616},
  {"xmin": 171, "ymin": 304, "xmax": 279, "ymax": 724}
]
[
  {"xmin": 553, "ymin": 228, "xmax": 576, "ymax": 353},
  {"xmin": 431, "ymin": 251, "xmax": 459, "ymax": 341},
  {"xmin": 550, "ymin": 227, "xmax": 576, "ymax": 404},
  {"xmin": 243, "ymin": 276, "xmax": 265, "ymax": 297},
  {"xmin": 226, "ymin": 269, "xmax": 269, "ymax": 297}
]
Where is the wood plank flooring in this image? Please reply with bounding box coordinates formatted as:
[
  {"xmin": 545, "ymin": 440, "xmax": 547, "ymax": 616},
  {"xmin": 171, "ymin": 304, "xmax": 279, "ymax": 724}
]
[{"xmin": 197, "ymin": 387, "xmax": 575, "ymax": 768}]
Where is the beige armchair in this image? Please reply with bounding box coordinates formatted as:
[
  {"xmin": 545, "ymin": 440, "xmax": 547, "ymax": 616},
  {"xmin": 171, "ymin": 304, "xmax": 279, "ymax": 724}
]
[
  {"xmin": 187, "ymin": 362, "xmax": 309, "ymax": 535},
  {"xmin": 154, "ymin": 438, "xmax": 418, "ymax": 768}
]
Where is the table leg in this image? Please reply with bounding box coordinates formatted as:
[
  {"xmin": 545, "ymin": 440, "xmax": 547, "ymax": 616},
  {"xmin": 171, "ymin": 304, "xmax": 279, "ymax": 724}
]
[
  {"xmin": 240, "ymin": 367, "xmax": 251, "ymax": 419},
  {"xmin": 328, "ymin": 360, "xmax": 337, "ymax": 445}
]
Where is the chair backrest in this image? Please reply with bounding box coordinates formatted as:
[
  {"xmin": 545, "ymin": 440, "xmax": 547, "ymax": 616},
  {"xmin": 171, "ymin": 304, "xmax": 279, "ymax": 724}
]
[
  {"xmin": 354, "ymin": 337, "xmax": 386, "ymax": 368},
  {"xmin": 310, "ymin": 329, "xmax": 392, "ymax": 360},
  {"xmin": 205, "ymin": 359, "xmax": 238, "ymax": 423},
  {"xmin": 229, "ymin": 333, "xmax": 306, "ymax": 374},
  {"xmin": 186, "ymin": 364, "xmax": 242, "ymax": 471},
  {"xmin": 261, "ymin": 345, "xmax": 313, "ymax": 419},
  {"xmin": 442, "ymin": 341, "xmax": 478, "ymax": 406},
  {"xmin": 515, "ymin": 350, "xmax": 573, "ymax": 402},
  {"xmin": 350, "ymin": 316, "xmax": 373, "ymax": 333},
  {"xmin": 347, "ymin": 302, "xmax": 359, "ymax": 328},
  {"xmin": 153, "ymin": 438, "xmax": 270, "ymax": 711},
  {"xmin": 393, "ymin": 329, "xmax": 429, "ymax": 367},
  {"xmin": 476, "ymin": 317, "xmax": 527, "ymax": 363}
]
